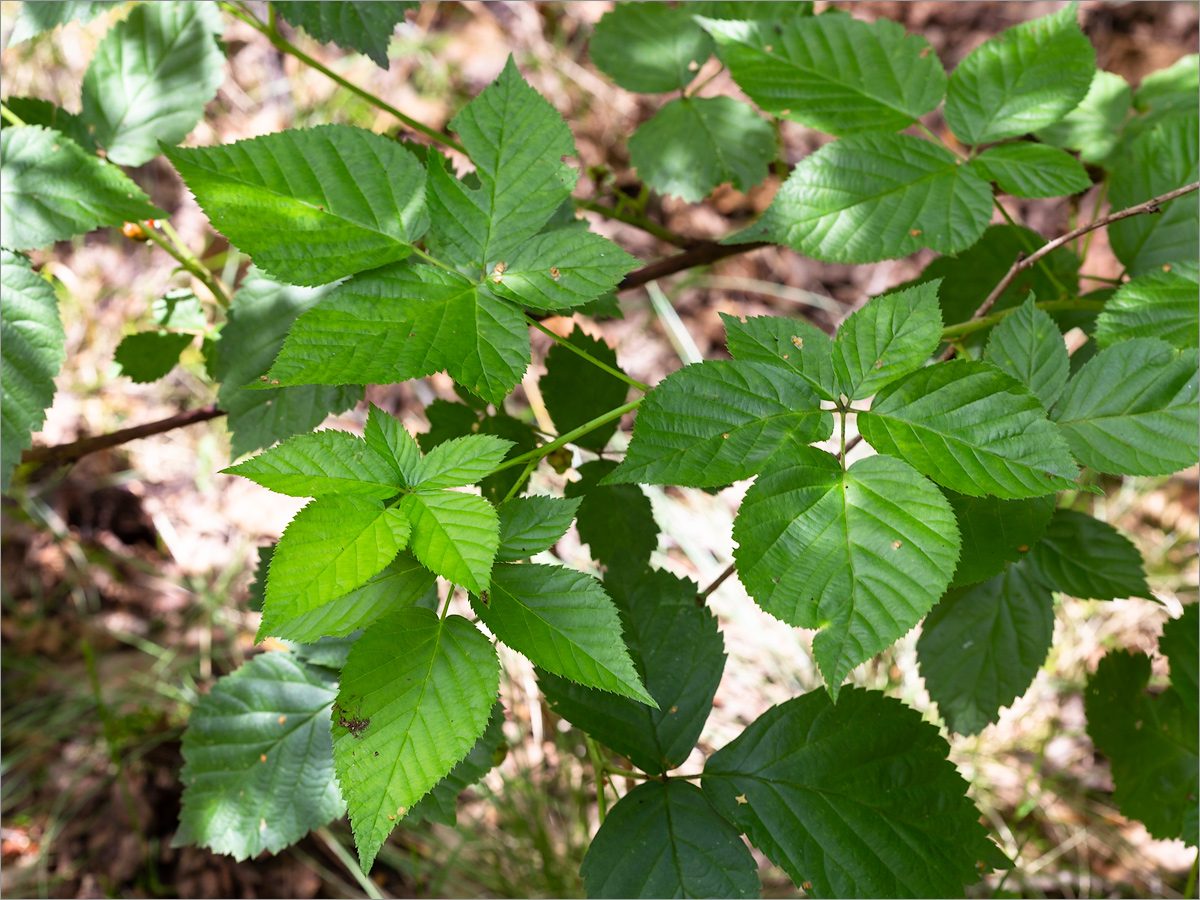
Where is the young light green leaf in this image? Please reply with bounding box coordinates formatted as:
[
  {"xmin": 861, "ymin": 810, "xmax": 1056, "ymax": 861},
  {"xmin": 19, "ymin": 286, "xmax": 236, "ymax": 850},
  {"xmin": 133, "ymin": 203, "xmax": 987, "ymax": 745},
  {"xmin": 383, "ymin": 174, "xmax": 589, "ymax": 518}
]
[
  {"xmin": 832, "ymin": 281, "xmax": 943, "ymax": 401},
  {"xmin": 1051, "ymin": 338, "xmax": 1199, "ymax": 476},
  {"xmin": 1025, "ymin": 509, "xmax": 1149, "ymax": 601},
  {"xmin": 1, "ymin": 251, "xmax": 66, "ymax": 491},
  {"xmin": 334, "ymin": 609, "xmax": 499, "ymax": 871},
  {"xmin": 945, "ymin": 491, "xmax": 1055, "ymax": 588},
  {"xmin": 944, "ymin": 3, "xmax": 1094, "ymax": 145},
  {"xmin": 419, "ymin": 401, "xmax": 540, "ymax": 505},
  {"xmin": 113, "ymin": 331, "xmax": 193, "ymax": 383},
  {"xmin": 628, "ymin": 97, "xmax": 775, "ymax": 202},
  {"xmin": 970, "ymin": 142, "xmax": 1092, "ymax": 198},
  {"xmin": 581, "ymin": 781, "xmax": 760, "ymax": 900},
  {"xmin": 985, "ymin": 297, "xmax": 1071, "ymax": 408},
  {"xmin": 472, "ymin": 563, "xmax": 655, "ymax": 706},
  {"xmin": 859, "ymin": 360, "xmax": 1081, "ymax": 499},
  {"xmin": 538, "ymin": 562, "xmax": 725, "ymax": 774},
  {"xmin": 734, "ymin": 132, "xmax": 992, "ymax": 263},
  {"xmin": 405, "ymin": 703, "xmax": 506, "ymax": 827},
  {"xmin": 175, "ymin": 652, "xmax": 344, "ymax": 862},
  {"xmin": 8, "ymin": 1, "xmax": 117, "ymax": 44},
  {"xmin": 165, "ymin": 126, "xmax": 428, "ymax": 286},
  {"xmin": 272, "ymin": 2, "xmax": 417, "ymax": 69},
  {"xmin": 540, "ymin": 325, "xmax": 629, "ymax": 451},
  {"xmin": 918, "ymin": 561, "xmax": 1055, "ymax": 735},
  {"xmin": 720, "ymin": 313, "xmax": 837, "ymax": 401},
  {"xmin": 213, "ymin": 268, "xmax": 361, "ymax": 458},
  {"xmin": 80, "ymin": 1, "xmax": 224, "ymax": 166},
  {"xmin": 495, "ymin": 496, "xmax": 582, "ymax": 562},
  {"xmin": 0, "ymin": 126, "xmax": 163, "ymax": 251},
  {"xmin": 1035, "ymin": 70, "xmax": 1132, "ymax": 165},
  {"xmin": 263, "ymin": 497, "xmax": 410, "ymax": 635},
  {"xmin": 733, "ymin": 449, "xmax": 960, "ymax": 692},
  {"xmin": 1095, "ymin": 262, "xmax": 1199, "ymax": 350},
  {"xmin": 1161, "ymin": 604, "xmax": 1199, "ymax": 719},
  {"xmin": 699, "ymin": 13, "xmax": 945, "ymax": 135},
  {"xmin": 363, "ymin": 403, "xmax": 420, "ymax": 485},
  {"xmin": 605, "ymin": 360, "xmax": 833, "ymax": 488},
  {"xmin": 566, "ymin": 460, "xmax": 658, "ymax": 566},
  {"xmin": 410, "ymin": 434, "xmax": 513, "ymax": 490},
  {"xmin": 265, "ymin": 262, "xmax": 530, "ymax": 405},
  {"xmin": 702, "ymin": 688, "xmax": 1007, "ymax": 897},
  {"xmin": 400, "ymin": 491, "xmax": 498, "ymax": 594},
  {"xmin": 590, "ymin": 4, "xmax": 713, "ymax": 93},
  {"xmin": 223, "ymin": 430, "xmax": 401, "ymax": 500}
]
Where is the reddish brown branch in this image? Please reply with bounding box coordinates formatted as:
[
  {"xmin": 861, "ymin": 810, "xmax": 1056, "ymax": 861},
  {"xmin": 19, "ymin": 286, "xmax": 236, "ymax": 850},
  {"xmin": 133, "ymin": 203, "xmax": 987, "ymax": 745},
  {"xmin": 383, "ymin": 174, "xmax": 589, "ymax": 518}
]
[
  {"xmin": 618, "ymin": 240, "xmax": 770, "ymax": 292},
  {"xmin": 22, "ymin": 405, "xmax": 226, "ymax": 466},
  {"xmin": 697, "ymin": 562, "xmax": 737, "ymax": 604}
]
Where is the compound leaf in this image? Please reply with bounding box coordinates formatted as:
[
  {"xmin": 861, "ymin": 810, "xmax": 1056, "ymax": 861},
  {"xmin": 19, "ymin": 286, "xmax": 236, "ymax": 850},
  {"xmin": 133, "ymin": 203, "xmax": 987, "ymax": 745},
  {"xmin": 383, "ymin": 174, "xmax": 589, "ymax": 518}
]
[
  {"xmin": 166, "ymin": 126, "xmax": 428, "ymax": 286},
  {"xmin": 970, "ymin": 142, "xmax": 1091, "ymax": 198},
  {"xmin": 1094, "ymin": 262, "xmax": 1199, "ymax": 350},
  {"xmin": 733, "ymin": 449, "xmax": 960, "ymax": 692},
  {"xmin": 539, "ymin": 326, "xmax": 629, "ymax": 451},
  {"xmin": 566, "ymin": 460, "xmax": 658, "ymax": 566},
  {"xmin": 272, "ymin": 1, "xmax": 417, "ymax": 68},
  {"xmin": 495, "ymin": 495, "xmax": 582, "ymax": 562},
  {"xmin": 944, "ymin": 4, "xmax": 1094, "ymax": 145},
  {"xmin": 223, "ymin": 429, "xmax": 401, "ymax": 500},
  {"xmin": 590, "ymin": 4, "xmax": 713, "ymax": 94},
  {"xmin": 606, "ymin": 360, "xmax": 832, "ymax": 488},
  {"xmin": 985, "ymin": 297, "xmax": 1070, "ymax": 408},
  {"xmin": 405, "ymin": 703, "xmax": 506, "ymax": 827},
  {"xmin": 334, "ymin": 609, "xmax": 499, "ymax": 870},
  {"xmin": 175, "ymin": 652, "xmax": 343, "ymax": 861},
  {"xmin": 859, "ymin": 360, "xmax": 1081, "ymax": 499},
  {"xmin": 400, "ymin": 490, "xmax": 498, "ymax": 594},
  {"xmin": 418, "ymin": 401, "xmax": 540, "ymax": 505},
  {"xmin": 581, "ymin": 781, "xmax": 760, "ymax": 899},
  {"xmin": 702, "ymin": 688, "xmax": 1007, "ymax": 897},
  {"xmin": 1025, "ymin": 509, "xmax": 1149, "ymax": 601},
  {"xmin": 720, "ymin": 313, "xmax": 836, "ymax": 401},
  {"xmin": 471, "ymin": 563, "xmax": 654, "ymax": 706},
  {"xmin": 700, "ymin": 13, "xmax": 945, "ymax": 135},
  {"xmin": 736, "ymin": 132, "xmax": 992, "ymax": 263},
  {"xmin": 1051, "ymin": 338, "xmax": 1199, "ymax": 476},
  {"xmin": 113, "ymin": 331, "xmax": 192, "ymax": 383},
  {"xmin": 945, "ymin": 491, "xmax": 1055, "ymax": 588},
  {"xmin": 80, "ymin": 1, "xmax": 224, "ymax": 166},
  {"xmin": 1036, "ymin": 69, "xmax": 1132, "ymax": 165}
]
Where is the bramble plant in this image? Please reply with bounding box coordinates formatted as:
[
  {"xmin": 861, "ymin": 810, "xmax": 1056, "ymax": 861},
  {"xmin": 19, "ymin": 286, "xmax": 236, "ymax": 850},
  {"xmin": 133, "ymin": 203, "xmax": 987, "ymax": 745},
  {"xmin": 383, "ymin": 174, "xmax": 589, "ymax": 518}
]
[{"xmin": 2, "ymin": 1, "xmax": 1198, "ymax": 897}]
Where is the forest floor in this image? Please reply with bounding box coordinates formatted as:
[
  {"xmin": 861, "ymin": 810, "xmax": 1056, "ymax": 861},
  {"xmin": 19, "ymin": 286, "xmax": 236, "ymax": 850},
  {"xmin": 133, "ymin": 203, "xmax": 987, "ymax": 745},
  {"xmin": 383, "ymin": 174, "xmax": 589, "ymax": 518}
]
[{"xmin": 1, "ymin": 1, "xmax": 1197, "ymax": 897}]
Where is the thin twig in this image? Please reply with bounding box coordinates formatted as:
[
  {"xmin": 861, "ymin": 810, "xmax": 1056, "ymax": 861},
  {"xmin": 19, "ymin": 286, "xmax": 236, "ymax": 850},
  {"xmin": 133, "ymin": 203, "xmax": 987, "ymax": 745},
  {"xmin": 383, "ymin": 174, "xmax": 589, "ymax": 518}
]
[
  {"xmin": 697, "ymin": 563, "xmax": 736, "ymax": 604},
  {"xmin": 575, "ymin": 199, "xmax": 692, "ymax": 248},
  {"xmin": 618, "ymin": 241, "xmax": 769, "ymax": 292},
  {"xmin": 21, "ymin": 406, "xmax": 226, "ymax": 465}
]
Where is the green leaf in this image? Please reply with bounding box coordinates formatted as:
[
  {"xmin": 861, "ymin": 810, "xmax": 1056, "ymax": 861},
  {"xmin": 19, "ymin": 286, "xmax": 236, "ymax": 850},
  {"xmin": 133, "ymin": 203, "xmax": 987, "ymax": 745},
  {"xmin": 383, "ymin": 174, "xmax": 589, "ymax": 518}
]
[
  {"xmin": 700, "ymin": 13, "xmax": 945, "ymax": 135},
  {"xmin": 1051, "ymin": 338, "xmax": 1199, "ymax": 476},
  {"xmin": 1107, "ymin": 113, "xmax": 1199, "ymax": 276},
  {"xmin": 272, "ymin": 2, "xmax": 417, "ymax": 69},
  {"xmin": 970, "ymin": 142, "xmax": 1091, "ymax": 198},
  {"xmin": 80, "ymin": 1, "xmax": 224, "ymax": 166},
  {"xmin": 1, "ymin": 251, "xmax": 65, "ymax": 491},
  {"xmin": 223, "ymin": 429, "xmax": 402, "ymax": 499},
  {"xmin": 1085, "ymin": 649, "xmax": 1198, "ymax": 846},
  {"xmin": 334, "ymin": 608, "xmax": 499, "ymax": 870},
  {"xmin": 859, "ymin": 360, "xmax": 1081, "ymax": 499},
  {"xmin": 153, "ymin": 289, "xmax": 206, "ymax": 331},
  {"xmin": 833, "ymin": 281, "xmax": 943, "ymax": 401},
  {"xmin": 1095, "ymin": 262, "xmax": 1199, "ymax": 350},
  {"xmin": 175, "ymin": 652, "xmax": 343, "ymax": 861},
  {"xmin": 606, "ymin": 360, "xmax": 832, "ymax": 488},
  {"xmin": 264, "ymin": 551, "xmax": 435, "ymax": 643},
  {"xmin": 363, "ymin": 403, "xmax": 420, "ymax": 485},
  {"xmin": 1161, "ymin": 604, "xmax": 1199, "ymax": 718},
  {"xmin": 0, "ymin": 126, "xmax": 163, "ymax": 251},
  {"xmin": 8, "ymin": 1, "xmax": 117, "ymax": 44},
  {"xmin": 471, "ymin": 563, "xmax": 654, "ymax": 705},
  {"xmin": 113, "ymin": 331, "xmax": 192, "ymax": 383},
  {"xmin": 266, "ymin": 262, "xmax": 530, "ymax": 405},
  {"xmin": 589, "ymin": 4, "xmax": 713, "ymax": 94},
  {"xmin": 736, "ymin": 132, "xmax": 992, "ymax": 263},
  {"xmin": 1025, "ymin": 509, "xmax": 1149, "ymax": 601},
  {"xmin": 405, "ymin": 703, "xmax": 506, "ymax": 827},
  {"xmin": 733, "ymin": 449, "xmax": 960, "ymax": 691},
  {"xmin": 702, "ymin": 688, "xmax": 1007, "ymax": 897},
  {"xmin": 918, "ymin": 562, "xmax": 1055, "ymax": 735},
  {"xmin": 496, "ymin": 496, "xmax": 582, "ymax": 562},
  {"xmin": 566, "ymin": 460, "xmax": 658, "ymax": 566},
  {"xmin": 945, "ymin": 491, "xmax": 1055, "ymax": 588},
  {"xmin": 213, "ymin": 268, "xmax": 361, "ymax": 458},
  {"xmin": 400, "ymin": 490, "xmax": 498, "ymax": 594},
  {"xmin": 248, "ymin": 544, "xmax": 272, "ymax": 613},
  {"xmin": 1119, "ymin": 55, "xmax": 1199, "ymax": 152},
  {"xmin": 944, "ymin": 3, "xmax": 1094, "ymax": 145},
  {"xmin": 984, "ymin": 297, "xmax": 1070, "ymax": 408},
  {"xmin": 166, "ymin": 126, "xmax": 428, "ymax": 286},
  {"xmin": 688, "ymin": 1, "xmax": 813, "ymax": 21},
  {"xmin": 581, "ymin": 781, "xmax": 760, "ymax": 899},
  {"xmin": 412, "ymin": 434, "xmax": 513, "ymax": 490},
  {"xmin": 418, "ymin": 401, "xmax": 541, "ymax": 504},
  {"xmin": 720, "ymin": 312, "xmax": 836, "ymax": 401},
  {"xmin": 263, "ymin": 496, "xmax": 410, "ymax": 635},
  {"xmin": 1035, "ymin": 69, "xmax": 1132, "ymax": 165},
  {"xmin": 1, "ymin": 97, "xmax": 97, "ymax": 154},
  {"xmin": 539, "ymin": 562, "xmax": 725, "ymax": 774},
  {"xmin": 540, "ymin": 325, "xmax": 629, "ymax": 451},
  {"xmin": 427, "ymin": 59, "xmax": 576, "ymax": 272},
  {"xmin": 628, "ymin": 97, "xmax": 775, "ymax": 202},
  {"xmin": 293, "ymin": 633, "xmax": 359, "ymax": 672}
]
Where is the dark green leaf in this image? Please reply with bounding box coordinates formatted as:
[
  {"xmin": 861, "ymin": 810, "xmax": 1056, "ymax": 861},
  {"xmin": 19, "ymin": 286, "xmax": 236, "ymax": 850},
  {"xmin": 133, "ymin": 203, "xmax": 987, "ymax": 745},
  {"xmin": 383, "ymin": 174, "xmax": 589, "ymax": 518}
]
[
  {"xmin": 1, "ymin": 97, "xmax": 96, "ymax": 153},
  {"xmin": 1094, "ymin": 262, "xmax": 1199, "ymax": 350},
  {"xmin": 293, "ymin": 633, "xmax": 359, "ymax": 671},
  {"xmin": 248, "ymin": 544, "xmax": 273, "ymax": 613},
  {"xmin": 720, "ymin": 312, "xmax": 836, "ymax": 401},
  {"xmin": 1036, "ymin": 70, "xmax": 1132, "ymax": 165},
  {"xmin": 945, "ymin": 491, "xmax": 1055, "ymax": 588},
  {"xmin": 566, "ymin": 460, "xmax": 658, "ymax": 566},
  {"xmin": 985, "ymin": 297, "xmax": 1070, "ymax": 408},
  {"xmin": 1160, "ymin": 603, "xmax": 1198, "ymax": 718},
  {"xmin": 113, "ymin": 331, "xmax": 193, "ymax": 383},
  {"xmin": 590, "ymin": 4, "xmax": 713, "ymax": 93},
  {"xmin": 405, "ymin": 703, "xmax": 506, "ymax": 826},
  {"xmin": 687, "ymin": 1, "xmax": 813, "ymax": 21},
  {"xmin": 496, "ymin": 495, "xmax": 582, "ymax": 562},
  {"xmin": 540, "ymin": 325, "xmax": 629, "ymax": 451},
  {"xmin": 1025, "ymin": 509, "xmax": 1149, "ymax": 601},
  {"xmin": 272, "ymin": 2, "xmax": 417, "ymax": 68},
  {"xmin": 970, "ymin": 142, "xmax": 1091, "ymax": 198}
]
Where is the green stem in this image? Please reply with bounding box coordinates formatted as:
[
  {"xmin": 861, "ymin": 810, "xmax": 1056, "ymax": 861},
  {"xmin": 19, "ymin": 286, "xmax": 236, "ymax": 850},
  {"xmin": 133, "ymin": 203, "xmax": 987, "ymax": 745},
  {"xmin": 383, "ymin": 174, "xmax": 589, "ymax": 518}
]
[
  {"xmin": 838, "ymin": 406, "xmax": 847, "ymax": 468},
  {"xmin": 1080, "ymin": 179, "xmax": 1109, "ymax": 260},
  {"xmin": 1, "ymin": 102, "xmax": 27, "ymax": 126},
  {"xmin": 603, "ymin": 765, "xmax": 650, "ymax": 781},
  {"xmin": 526, "ymin": 316, "xmax": 650, "ymax": 391},
  {"xmin": 1078, "ymin": 272, "xmax": 1123, "ymax": 285},
  {"xmin": 586, "ymin": 736, "xmax": 609, "ymax": 824},
  {"xmin": 575, "ymin": 198, "xmax": 690, "ymax": 248},
  {"xmin": 219, "ymin": 1, "xmax": 468, "ymax": 156},
  {"xmin": 917, "ymin": 121, "xmax": 966, "ymax": 161},
  {"xmin": 314, "ymin": 827, "xmax": 384, "ymax": 900},
  {"xmin": 501, "ymin": 457, "xmax": 539, "ymax": 504},
  {"xmin": 1184, "ymin": 849, "xmax": 1198, "ymax": 900},
  {"xmin": 940, "ymin": 297, "xmax": 1107, "ymax": 341},
  {"xmin": 143, "ymin": 226, "xmax": 232, "ymax": 308},
  {"xmin": 410, "ymin": 246, "xmax": 457, "ymax": 273},
  {"xmin": 992, "ymin": 199, "xmax": 1072, "ymax": 299},
  {"xmin": 492, "ymin": 399, "xmax": 642, "ymax": 476}
]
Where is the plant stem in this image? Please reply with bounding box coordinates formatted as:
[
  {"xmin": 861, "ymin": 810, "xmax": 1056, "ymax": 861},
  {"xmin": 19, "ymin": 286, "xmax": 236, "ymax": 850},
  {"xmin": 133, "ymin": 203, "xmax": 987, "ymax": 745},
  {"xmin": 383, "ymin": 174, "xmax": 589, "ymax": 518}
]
[
  {"xmin": 21, "ymin": 405, "xmax": 226, "ymax": 465},
  {"xmin": 314, "ymin": 827, "xmax": 386, "ymax": 900},
  {"xmin": 838, "ymin": 404, "xmax": 848, "ymax": 468},
  {"xmin": 575, "ymin": 199, "xmax": 691, "ymax": 248},
  {"xmin": 992, "ymin": 199, "xmax": 1072, "ymax": 300},
  {"xmin": 409, "ymin": 246, "xmax": 457, "ymax": 273},
  {"xmin": 585, "ymin": 736, "xmax": 609, "ymax": 824},
  {"xmin": 1184, "ymin": 850, "xmax": 1198, "ymax": 900},
  {"xmin": 940, "ymin": 297, "xmax": 1107, "ymax": 343},
  {"xmin": 526, "ymin": 316, "xmax": 650, "ymax": 391},
  {"xmin": 1, "ymin": 102, "xmax": 27, "ymax": 126},
  {"xmin": 501, "ymin": 457, "xmax": 539, "ymax": 504},
  {"xmin": 219, "ymin": 1, "xmax": 467, "ymax": 156},
  {"xmin": 603, "ymin": 765, "xmax": 649, "ymax": 781},
  {"xmin": 144, "ymin": 224, "xmax": 232, "ymax": 308},
  {"xmin": 492, "ymin": 399, "xmax": 642, "ymax": 476},
  {"xmin": 618, "ymin": 240, "xmax": 770, "ymax": 292},
  {"xmin": 697, "ymin": 563, "xmax": 736, "ymax": 603},
  {"xmin": 1078, "ymin": 272, "xmax": 1123, "ymax": 285}
]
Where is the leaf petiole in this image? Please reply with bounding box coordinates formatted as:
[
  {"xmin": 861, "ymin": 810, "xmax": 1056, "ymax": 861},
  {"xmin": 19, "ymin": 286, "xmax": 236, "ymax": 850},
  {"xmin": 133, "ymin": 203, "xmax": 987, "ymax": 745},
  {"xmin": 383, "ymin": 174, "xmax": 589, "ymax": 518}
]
[{"xmin": 526, "ymin": 316, "xmax": 650, "ymax": 391}]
